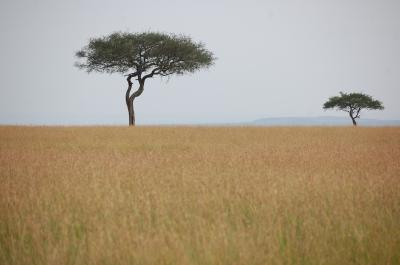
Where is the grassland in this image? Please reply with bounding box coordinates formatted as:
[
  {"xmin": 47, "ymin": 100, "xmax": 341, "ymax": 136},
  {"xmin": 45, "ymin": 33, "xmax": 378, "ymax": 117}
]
[{"xmin": 0, "ymin": 126, "xmax": 399, "ymax": 265}]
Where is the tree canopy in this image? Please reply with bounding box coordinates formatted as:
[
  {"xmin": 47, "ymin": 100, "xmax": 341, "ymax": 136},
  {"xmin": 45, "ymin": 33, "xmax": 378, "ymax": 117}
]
[
  {"xmin": 75, "ymin": 32, "xmax": 214, "ymax": 78},
  {"xmin": 323, "ymin": 92, "xmax": 384, "ymax": 125},
  {"xmin": 75, "ymin": 32, "xmax": 215, "ymax": 126}
]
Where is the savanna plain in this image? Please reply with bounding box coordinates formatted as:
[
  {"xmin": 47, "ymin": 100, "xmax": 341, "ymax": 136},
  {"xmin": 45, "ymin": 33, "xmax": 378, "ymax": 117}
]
[{"xmin": 0, "ymin": 126, "xmax": 399, "ymax": 265}]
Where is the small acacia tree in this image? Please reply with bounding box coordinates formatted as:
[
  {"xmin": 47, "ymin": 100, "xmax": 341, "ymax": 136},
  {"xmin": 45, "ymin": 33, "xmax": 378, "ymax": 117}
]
[
  {"xmin": 75, "ymin": 32, "xmax": 215, "ymax": 126},
  {"xmin": 323, "ymin": 92, "xmax": 384, "ymax": 126}
]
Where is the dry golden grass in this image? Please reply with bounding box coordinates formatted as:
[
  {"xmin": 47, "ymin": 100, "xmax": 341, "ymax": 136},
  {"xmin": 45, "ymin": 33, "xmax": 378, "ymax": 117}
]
[{"xmin": 0, "ymin": 126, "xmax": 399, "ymax": 265}]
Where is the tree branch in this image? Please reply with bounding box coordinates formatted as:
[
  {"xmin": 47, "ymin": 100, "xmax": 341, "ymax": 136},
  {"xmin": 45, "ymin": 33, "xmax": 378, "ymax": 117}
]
[
  {"xmin": 354, "ymin": 107, "xmax": 361, "ymax": 118},
  {"xmin": 125, "ymin": 73, "xmax": 137, "ymax": 111},
  {"xmin": 129, "ymin": 83, "xmax": 145, "ymax": 102},
  {"xmin": 125, "ymin": 72, "xmax": 139, "ymax": 85},
  {"xmin": 142, "ymin": 68, "xmax": 161, "ymax": 81}
]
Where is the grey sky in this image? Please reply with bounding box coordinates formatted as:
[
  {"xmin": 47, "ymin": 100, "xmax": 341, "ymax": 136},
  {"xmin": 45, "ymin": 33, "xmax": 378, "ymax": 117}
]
[{"xmin": 0, "ymin": 0, "xmax": 399, "ymax": 125}]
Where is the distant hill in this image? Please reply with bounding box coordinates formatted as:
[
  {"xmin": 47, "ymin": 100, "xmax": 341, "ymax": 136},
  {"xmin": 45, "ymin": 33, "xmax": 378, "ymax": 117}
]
[{"xmin": 252, "ymin": 116, "xmax": 400, "ymax": 126}]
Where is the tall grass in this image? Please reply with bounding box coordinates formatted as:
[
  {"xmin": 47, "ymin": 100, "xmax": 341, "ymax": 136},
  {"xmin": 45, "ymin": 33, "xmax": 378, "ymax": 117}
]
[{"xmin": 0, "ymin": 126, "xmax": 399, "ymax": 265}]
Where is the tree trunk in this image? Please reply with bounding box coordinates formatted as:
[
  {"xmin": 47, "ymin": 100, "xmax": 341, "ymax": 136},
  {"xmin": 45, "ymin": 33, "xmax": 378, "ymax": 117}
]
[
  {"xmin": 349, "ymin": 113, "xmax": 357, "ymax": 126},
  {"xmin": 128, "ymin": 101, "xmax": 135, "ymax": 126},
  {"xmin": 126, "ymin": 77, "xmax": 134, "ymax": 126},
  {"xmin": 125, "ymin": 78, "xmax": 144, "ymax": 126}
]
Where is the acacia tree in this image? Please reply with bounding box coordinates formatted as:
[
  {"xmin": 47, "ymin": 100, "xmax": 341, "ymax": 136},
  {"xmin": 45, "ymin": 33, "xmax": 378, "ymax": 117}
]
[
  {"xmin": 323, "ymin": 92, "xmax": 384, "ymax": 126},
  {"xmin": 75, "ymin": 32, "xmax": 215, "ymax": 126}
]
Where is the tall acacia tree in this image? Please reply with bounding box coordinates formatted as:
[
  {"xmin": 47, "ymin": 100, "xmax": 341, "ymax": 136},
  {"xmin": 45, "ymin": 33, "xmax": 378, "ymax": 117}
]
[
  {"xmin": 75, "ymin": 32, "xmax": 215, "ymax": 126},
  {"xmin": 323, "ymin": 92, "xmax": 384, "ymax": 126}
]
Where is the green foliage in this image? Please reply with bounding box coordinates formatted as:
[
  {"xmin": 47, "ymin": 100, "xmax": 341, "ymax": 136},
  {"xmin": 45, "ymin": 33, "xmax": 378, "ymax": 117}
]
[
  {"xmin": 323, "ymin": 92, "xmax": 384, "ymax": 122},
  {"xmin": 323, "ymin": 92, "xmax": 384, "ymax": 112},
  {"xmin": 75, "ymin": 32, "xmax": 215, "ymax": 78}
]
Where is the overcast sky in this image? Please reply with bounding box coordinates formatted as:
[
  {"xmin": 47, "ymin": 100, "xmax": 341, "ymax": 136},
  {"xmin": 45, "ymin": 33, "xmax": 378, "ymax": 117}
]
[{"xmin": 0, "ymin": 0, "xmax": 399, "ymax": 125}]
